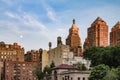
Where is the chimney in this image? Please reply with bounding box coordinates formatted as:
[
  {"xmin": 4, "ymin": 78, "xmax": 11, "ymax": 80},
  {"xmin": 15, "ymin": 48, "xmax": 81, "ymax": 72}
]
[
  {"xmin": 57, "ymin": 36, "xmax": 62, "ymax": 46},
  {"xmin": 49, "ymin": 42, "xmax": 52, "ymax": 50}
]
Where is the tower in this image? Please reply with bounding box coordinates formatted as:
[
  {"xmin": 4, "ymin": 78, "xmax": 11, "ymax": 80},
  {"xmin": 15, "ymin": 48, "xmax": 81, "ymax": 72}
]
[
  {"xmin": 110, "ymin": 21, "xmax": 120, "ymax": 46},
  {"xmin": 84, "ymin": 17, "xmax": 108, "ymax": 50},
  {"xmin": 66, "ymin": 19, "xmax": 82, "ymax": 56}
]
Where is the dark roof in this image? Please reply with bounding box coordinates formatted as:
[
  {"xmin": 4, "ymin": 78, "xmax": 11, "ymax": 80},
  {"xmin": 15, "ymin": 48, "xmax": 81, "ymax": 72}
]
[{"xmin": 52, "ymin": 64, "xmax": 77, "ymax": 70}]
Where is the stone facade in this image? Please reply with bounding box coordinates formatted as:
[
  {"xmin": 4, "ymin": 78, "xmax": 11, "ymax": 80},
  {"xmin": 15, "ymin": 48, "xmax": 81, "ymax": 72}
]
[
  {"xmin": 66, "ymin": 19, "xmax": 82, "ymax": 56},
  {"xmin": 51, "ymin": 64, "xmax": 90, "ymax": 80},
  {"xmin": 110, "ymin": 21, "xmax": 120, "ymax": 46},
  {"xmin": 84, "ymin": 17, "xmax": 108, "ymax": 50},
  {"xmin": 48, "ymin": 42, "xmax": 72, "ymax": 67},
  {"xmin": 41, "ymin": 50, "xmax": 49, "ymax": 71}
]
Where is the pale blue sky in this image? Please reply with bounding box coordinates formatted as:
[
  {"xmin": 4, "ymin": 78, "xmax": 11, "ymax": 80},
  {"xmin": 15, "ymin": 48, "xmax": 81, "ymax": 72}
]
[{"xmin": 0, "ymin": 0, "xmax": 120, "ymax": 51}]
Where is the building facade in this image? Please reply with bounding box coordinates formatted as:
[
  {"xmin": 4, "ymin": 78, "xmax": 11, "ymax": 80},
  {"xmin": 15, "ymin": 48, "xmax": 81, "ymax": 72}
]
[
  {"xmin": 0, "ymin": 42, "xmax": 24, "ymax": 62},
  {"xmin": 66, "ymin": 19, "xmax": 82, "ymax": 56},
  {"xmin": 25, "ymin": 49, "xmax": 43, "ymax": 70},
  {"xmin": 48, "ymin": 37, "xmax": 73, "ymax": 67},
  {"xmin": 110, "ymin": 21, "xmax": 120, "ymax": 46},
  {"xmin": 84, "ymin": 17, "xmax": 108, "ymax": 50},
  {"xmin": 0, "ymin": 42, "xmax": 25, "ymax": 79},
  {"xmin": 25, "ymin": 50, "xmax": 39, "ymax": 62},
  {"xmin": 51, "ymin": 64, "xmax": 90, "ymax": 80},
  {"xmin": 42, "ymin": 50, "xmax": 49, "ymax": 71},
  {"xmin": 4, "ymin": 61, "xmax": 37, "ymax": 80}
]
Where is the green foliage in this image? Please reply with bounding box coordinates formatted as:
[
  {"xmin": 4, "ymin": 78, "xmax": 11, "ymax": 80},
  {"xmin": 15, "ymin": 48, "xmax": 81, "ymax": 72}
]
[
  {"xmin": 33, "ymin": 66, "xmax": 44, "ymax": 80},
  {"xmin": 103, "ymin": 68, "xmax": 118, "ymax": 80},
  {"xmin": 74, "ymin": 62, "xmax": 87, "ymax": 71},
  {"xmin": 83, "ymin": 46, "xmax": 120, "ymax": 68},
  {"xmin": 33, "ymin": 61, "xmax": 56, "ymax": 80},
  {"xmin": 89, "ymin": 65, "xmax": 120, "ymax": 80},
  {"xmin": 43, "ymin": 65, "xmax": 51, "ymax": 74},
  {"xmin": 116, "ymin": 66, "xmax": 120, "ymax": 79},
  {"xmin": 50, "ymin": 61, "xmax": 55, "ymax": 68},
  {"xmin": 89, "ymin": 64, "xmax": 110, "ymax": 80}
]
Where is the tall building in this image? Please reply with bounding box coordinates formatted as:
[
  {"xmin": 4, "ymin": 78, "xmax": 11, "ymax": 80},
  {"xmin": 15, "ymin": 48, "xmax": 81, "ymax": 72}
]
[
  {"xmin": 0, "ymin": 42, "xmax": 25, "ymax": 79},
  {"xmin": 83, "ymin": 38, "xmax": 89, "ymax": 51},
  {"xmin": 0, "ymin": 42, "xmax": 24, "ymax": 62},
  {"xmin": 84, "ymin": 17, "xmax": 108, "ymax": 50},
  {"xmin": 66, "ymin": 19, "xmax": 82, "ymax": 56},
  {"xmin": 110, "ymin": 21, "xmax": 120, "ymax": 46}
]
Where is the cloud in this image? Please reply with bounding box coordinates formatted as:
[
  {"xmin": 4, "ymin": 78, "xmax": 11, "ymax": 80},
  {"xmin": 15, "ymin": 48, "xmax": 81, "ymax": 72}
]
[
  {"xmin": 2, "ymin": 0, "xmax": 19, "ymax": 6},
  {"xmin": 46, "ymin": 8, "xmax": 56, "ymax": 21},
  {"xmin": 5, "ymin": 11, "xmax": 47, "ymax": 33},
  {"xmin": 5, "ymin": 11, "xmax": 17, "ymax": 18},
  {"xmin": 41, "ymin": 0, "xmax": 57, "ymax": 21},
  {"xmin": 2, "ymin": 0, "xmax": 12, "ymax": 5}
]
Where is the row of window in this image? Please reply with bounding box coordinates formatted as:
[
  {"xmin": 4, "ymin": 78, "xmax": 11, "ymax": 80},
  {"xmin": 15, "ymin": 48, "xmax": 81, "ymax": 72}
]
[
  {"xmin": 0, "ymin": 52, "xmax": 16, "ymax": 55},
  {"xmin": 62, "ymin": 77, "xmax": 86, "ymax": 80}
]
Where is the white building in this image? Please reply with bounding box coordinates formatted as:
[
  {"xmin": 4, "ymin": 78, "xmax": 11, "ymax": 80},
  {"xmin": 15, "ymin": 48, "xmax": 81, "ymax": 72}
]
[{"xmin": 51, "ymin": 64, "xmax": 90, "ymax": 80}]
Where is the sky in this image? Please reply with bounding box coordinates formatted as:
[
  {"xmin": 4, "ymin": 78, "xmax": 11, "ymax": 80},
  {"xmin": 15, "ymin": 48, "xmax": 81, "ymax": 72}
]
[{"xmin": 0, "ymin": 0, "xmax": 120, "ymax": 52}]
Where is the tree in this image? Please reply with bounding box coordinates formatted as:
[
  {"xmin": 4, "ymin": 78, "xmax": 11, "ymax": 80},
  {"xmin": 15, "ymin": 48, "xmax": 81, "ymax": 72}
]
[
  {"xmin": 43, "ymin": 65, "xmax": 51, "ymax": 74},
  {"xmin": 89, "ymin": 64, "xmax": 110, "ymax": 80},
  {"xmin": 33, "ymin": 61, "xmax": 55, "ymax": 80},
  {"xmin": 50, "ymin": 61, "xmax": 55, "ymax": 68},
  {"xmin": 33, "ymin": 66, "xmax": 44, "ymax": 80},
  {"xmin": 116, "ymin": 66, "xmax": 120, "ymax": 79},
  {"xmin": 83, "ymin": 46, "xmax": 120, "ymax": 68},
  {"xmin": 103, "ymin": 68, "xmax": 118, "ymax": 80}
]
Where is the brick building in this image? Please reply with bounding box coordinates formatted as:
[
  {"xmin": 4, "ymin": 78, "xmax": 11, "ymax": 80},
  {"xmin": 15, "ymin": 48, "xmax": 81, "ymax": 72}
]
[
  {"xmin": 0, "ymin": 42, "xmax": 24, "ymax": 79},
  {"xmin": 66, "ymin": 19, "xmax": 82, "ymax": 56},
  {"xmin": 25, "ymin": 49, "xmax": 42, "ymax": 70},
  {"xmin": 4, "ymin": 61, "xmax": 37, "ymax": 80},
  {"xmin": 110, "ymin": 21, "xmax": 120, "ymax": 46},
  {"xmin": 0, "ymin": 42, "xmax": 24, "ymax": 62},
  {"xmin": 84, "ymin": 17, "xmax": 108, "ymax": 50},
  {"xmin": 25, "ymin": 50, "xmax": 39, "ymax": 62}
]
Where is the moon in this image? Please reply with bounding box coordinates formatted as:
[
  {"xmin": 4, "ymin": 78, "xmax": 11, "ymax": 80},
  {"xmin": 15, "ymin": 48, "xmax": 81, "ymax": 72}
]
[{"xmin": 20, "ymin": 35, "xmax": 23, "ymax": 38}]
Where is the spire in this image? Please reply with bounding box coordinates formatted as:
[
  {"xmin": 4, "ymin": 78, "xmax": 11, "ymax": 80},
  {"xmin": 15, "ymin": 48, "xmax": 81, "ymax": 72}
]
[
  {"xmin": 73, "ymin": 19, "xmax": 75, "ymax": 24},
  {"xmin": 95, "ymin": 17, "xmax": 102, "ymax": 22},
  {"xmin": 92, "ymin": 17, "xmax": 105, "ymax": 24},
  {"xmin": 117, "ymin": 21, "xmax": 120, "ymax": 25},
  {"xmin": 114, "ymin": 21, "xmax": 120, "ymax": 27},
  {"xmin": 71, "ymin": 19, "xmax": 78, "ymax": 30},
  {"xmin": 96, "ymin": 17, "xmax": 102, "ymax": 21}
]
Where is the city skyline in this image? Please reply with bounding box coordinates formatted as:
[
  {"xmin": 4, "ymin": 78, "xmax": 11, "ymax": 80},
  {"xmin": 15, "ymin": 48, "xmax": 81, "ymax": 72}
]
[{"xmin": 0, "ymin": 0, "xmax": 120, "ymax": 51}]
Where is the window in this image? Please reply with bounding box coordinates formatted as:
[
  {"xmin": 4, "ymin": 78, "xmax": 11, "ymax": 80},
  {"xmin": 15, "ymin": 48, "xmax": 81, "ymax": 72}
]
[
  {"xmin": 62, "ymin": 77, "xmax": 64, "ymax": 80},
  {"xmin": 78, "ymin": 77, "xmax": 80, "ymax": 80},
  {"xmin": 23, "ymin": 64, "xmax": 25, "ymax": 66},
  {"xmin": 83, "ymin": 77, "xmax": 85, "ymax": 80},
  {"xmin": 1, "ymin": 56, "xmax": 3, "ymax": 59}
]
